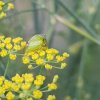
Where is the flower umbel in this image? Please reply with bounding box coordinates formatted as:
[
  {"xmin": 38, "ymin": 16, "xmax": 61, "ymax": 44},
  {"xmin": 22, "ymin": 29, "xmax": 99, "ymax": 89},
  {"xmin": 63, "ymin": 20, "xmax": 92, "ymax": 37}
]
[
  {"xmin": 22, "ymin": 48, "xmax": 69, "ymax": 70},
  {"xmin": 0, "ymin": 36, "xmax": 27, "ymax": 59},
  {"xmin": 0, "ymin": 35, "xmax": 70, "ymax": 100},
  {"xmin": 0, "ymin": 74, "xmax": 58, "ymax": 100}
]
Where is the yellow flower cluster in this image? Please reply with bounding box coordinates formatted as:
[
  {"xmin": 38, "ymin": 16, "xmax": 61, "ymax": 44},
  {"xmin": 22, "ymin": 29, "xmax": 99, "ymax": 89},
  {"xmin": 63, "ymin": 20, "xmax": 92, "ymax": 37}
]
[
  {"xmin": 0, "ymin": 1, "xmax": 14, "ymax": 19},
  {"xmin": 0, "ymin": 73, "xmax": 58, "ymax": 100},
  {"xmin": 0, "ymin": 35, "xmax": 27, "ymax": 60},
  {"xmin": 22, "ymin": 48, "xmax": 69, "ymax": 70},
  {"xmin": 0, "ymin": 35, "xmax": 70, "ymax": 100}
]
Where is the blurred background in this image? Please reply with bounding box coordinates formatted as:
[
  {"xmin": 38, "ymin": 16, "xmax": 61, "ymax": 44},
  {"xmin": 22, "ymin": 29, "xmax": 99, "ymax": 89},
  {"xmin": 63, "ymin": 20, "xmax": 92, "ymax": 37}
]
[{"xmin": 0, "ymin": 0, "xmax": 100, "ymax": 100}]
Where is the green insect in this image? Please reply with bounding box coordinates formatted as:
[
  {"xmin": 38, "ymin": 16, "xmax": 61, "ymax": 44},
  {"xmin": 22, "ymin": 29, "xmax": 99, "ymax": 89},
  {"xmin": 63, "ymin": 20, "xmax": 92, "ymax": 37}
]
[{"xmin": 26, "ymin": 35, "xmax": 48, "ymax": 52}]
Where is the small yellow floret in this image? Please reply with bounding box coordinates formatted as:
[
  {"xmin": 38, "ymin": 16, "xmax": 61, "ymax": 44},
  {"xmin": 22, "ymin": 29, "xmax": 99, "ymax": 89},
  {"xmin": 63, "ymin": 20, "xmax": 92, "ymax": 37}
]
[
  {"xmin": 0, "ymin": 87, "xmax": 5, "ymax": 95},
  {"xmin": 47, "ymin": 95, "xmax": 56, "ymax": 100},
  {"xmin": 9, "ymin": 54, "xmax": 16, "ymax": 60},
  {"xmin": 56, "ymin": 55, "xmax": 64, "ymax": 62},
  {"xmin": 34, "ymin": 79, "xmax": 44, "ymax": 86},
  {"xmin": 36, "ymin": 75, "xmax": 46, "ymax": 81},
  {"xmin": 4, "ymin": 37, "xmax": 11, "ymax": 44},
  {"xmin": 48, "ymin": 83, "xmax": 57, "ymax": 90},
  {"xmin": 34, "ymin": 75, "xmax": 45, "ymax": 86},
  {"xmin": 21, "ymin": 41, "xmax": 27, "ymax": 48},
  {"xmin": 8, "ymin": 3, "xmax": 14, "ymax": 10},
  {"xmin": 46, "ymin": 49, "xmax": 59, "ymax": 54},
  {"xmin": 47, "ymin": 54, "xmax": 54, "ymax": 61},
  {"xmin": 33, "ymin": 90, "xmax": 43, "ymax": 99},
  {"xmin": 22, "ymin": 56, "xmax": 30, "ymax": 64},
  {"xmin": 63, "ymin": 52, "xmax": 70, "ymax": 58},
  {"xmin": 3, "ymin": 80, "xmax": 12, "ymax": 90},
  {"xmin": 11, "ymin": 83, "xmax": 20, "ymax": 92},
  {"xmin": 6, "ymin": 43, "xmax": 13, "ymax": 50},
  {"xmin": 0, "ymin": 11, "xmax": 6, "ymax": 19},
  {"xmin": 0, "ymin": 43, "xmax": 5, "ymax": 48},
  {"xmin": 12, "ymin": 74, "xmax": 24, "ymax": 84},
  {"xmin": 53, "ymin": 75, "xmax": 59, "ymax": 83},
  {"xmin": 28, "ymin": 64, "xmax": 33, "ymax": 69},
  {"xmin": 0, "ymin": 76, "xmax": 5, "ymax": 85},
  {"xmin": 45, "ymin": 64, "xmax": 52, "ymax": 70},
  {"xmin": 22, "ymin": 73, "xmax": 34, "ymax": 83},
  {"xmin": 13, "ymin": 45, "xmax": 21, "ymax": 51},
  {"xmin": 0, "ymin": 49, "xmax": 7, "ymax": 57},
  {"xmin": 39, "ymin": 51, "xmax": 45, "ymax": 56},
  {"xmin": 0, "ymin": 1, "xmax": 4, "ymax": 6},
  {"xmin": 6, "ymin": 91, "xmax": 15, "ymax": 100},
  {"xmin": 0, "ymin": 6, "xmax": 3, "ymax": 11},
  {"xmin": 12, "ymin": 37, "xmax": 23, "ymax": 44},
  {"xmin": 27, "ymin": 97, "xmax": 33, "ymax": 100},
  {"xmin": 32, "ymin": 53, "xmax": 39, "ymax": 60},
  {"xmin": 36, "ymin": 58, "xmax": 44, "ymax": 65},
  {"xmin": 21, "ymin": 83, "xmax": 31, "ymax": 90},
  {"xmin": 61, "ymin": 63, "xmax": 67, "ymax": 69}
]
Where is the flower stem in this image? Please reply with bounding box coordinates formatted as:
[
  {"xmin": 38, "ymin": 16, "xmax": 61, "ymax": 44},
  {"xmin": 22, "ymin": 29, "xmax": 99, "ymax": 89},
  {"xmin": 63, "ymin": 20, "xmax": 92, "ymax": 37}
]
[
  {"xmin": 55, "ymin": 15, "xmax": 100, "ymax": 45},
  {"xmin": 42, "ymin": 90, "xmax": 51, "ymax": 92},
  {"xmin": 4, "ymin": 58, "xmax": 10, "ymax": 77},
  {"xmin": 32, "ymin": 66, "xmax": 40, "ymax": 70},
  {"xmin": 40, "ymin": 86, "xmax": 48, "ymax": 90},
  {"xmin": 39, "ymin": 66, "xmax": 43, "ymax": 74},
  {"xmin": 53, "ymin": 66, "xmax": 61, "ymax": 69},
  {"xmin": 76, "ymin": 40, "xmax": 88, "ymax": 100}
]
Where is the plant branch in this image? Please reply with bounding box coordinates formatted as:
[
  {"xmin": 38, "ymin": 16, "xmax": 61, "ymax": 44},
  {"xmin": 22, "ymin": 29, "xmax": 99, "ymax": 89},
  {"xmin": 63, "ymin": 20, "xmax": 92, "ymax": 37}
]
[
  {"xmin": 4, "ymin": 58, "xmax": 10, "ymax": 77},
  {"xmin": 55, "ymin": 15, "xmax": 100, "ymax": 45},
  {"xmin": 57, "ymin": 0, "xmax": 98, "ymax": 38}
]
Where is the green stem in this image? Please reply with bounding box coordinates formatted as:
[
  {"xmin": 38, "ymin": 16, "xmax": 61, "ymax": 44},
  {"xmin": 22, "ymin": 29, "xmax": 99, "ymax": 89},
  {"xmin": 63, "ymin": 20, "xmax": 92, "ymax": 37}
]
[
  {"xmin": 0, "ymin": 60, "xmax": 10, "ymax": 78},
  {"xmin": 57, "ymin": 0, "xmax": 98, "ymax": 38},
  {"xmin": 32, "ymin": 1, "xmax": 41, "ymax": 34},
  {"xmin": 76, "ymin": 40, "xmax": 88, "ymax": 100},
  {"xmin": 40, "ymin": 86, "xmax": 48, "ymax": 90},
  {"xmin": 32, "ymin": 66, "xmax": 40, "ymax": 70},
  {"xmin": 39, "ymin": 66, "xmax": 43, "ymax": 74},
  {"xmin": 55, "ymin": 15, "xmax": 100, "ymax": 45},
  {"xmin": 14, "ymin": 53, "xmax": 24, "ymax": 56},
  {"xmin": 52, "ymin": 66, "xmax": 61, "ymax": 69},
  {"xmin": 0, "ymin": 7, "xmax": 45, "ymax": 23},
  {"xmin": 4, "ymin": 58, "xmax": 10, "ymax": 77},
  {"xmin": 46, "ymin": 0, "xmax": 57, "ymax": 46},
  {"xmin": 90, "ymin": 1, "xmax": 100, "ymax": 26},
  {"xmin": 42, "ymin": 90, "xmax": 51, "ymax": 92}
]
